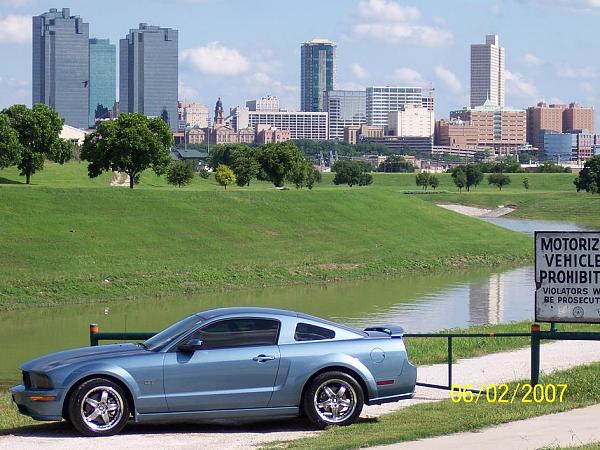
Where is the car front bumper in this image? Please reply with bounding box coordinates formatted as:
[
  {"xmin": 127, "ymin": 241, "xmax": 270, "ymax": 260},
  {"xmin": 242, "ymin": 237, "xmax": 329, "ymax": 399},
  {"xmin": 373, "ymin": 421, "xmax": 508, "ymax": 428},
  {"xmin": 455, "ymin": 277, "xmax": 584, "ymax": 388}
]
[{"xmin": 10, "ymin": 384, "xmax": 64, "ymax": 421}]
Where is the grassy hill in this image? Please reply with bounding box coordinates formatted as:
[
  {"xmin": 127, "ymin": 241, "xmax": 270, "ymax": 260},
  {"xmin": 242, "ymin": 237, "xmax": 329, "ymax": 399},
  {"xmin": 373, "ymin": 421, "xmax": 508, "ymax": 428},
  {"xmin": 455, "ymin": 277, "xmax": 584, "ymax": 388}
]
[{"xmin": 0, "ymin": 163, "xmax": 532, "ymax": 309}]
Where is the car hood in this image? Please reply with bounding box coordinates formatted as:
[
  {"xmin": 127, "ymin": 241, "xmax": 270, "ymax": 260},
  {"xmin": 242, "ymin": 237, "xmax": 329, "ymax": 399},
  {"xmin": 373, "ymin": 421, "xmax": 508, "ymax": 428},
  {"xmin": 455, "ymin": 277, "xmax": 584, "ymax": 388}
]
[{"xmin": 21, "ymin": 343, "xmax": 147, "ymax": 373}]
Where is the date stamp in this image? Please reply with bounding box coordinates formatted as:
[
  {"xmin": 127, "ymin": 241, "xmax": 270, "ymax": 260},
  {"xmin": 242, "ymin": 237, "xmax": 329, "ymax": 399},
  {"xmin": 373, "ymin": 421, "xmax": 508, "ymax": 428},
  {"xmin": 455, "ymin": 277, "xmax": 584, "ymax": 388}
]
[{"xmin": 450, "ymin": 383, "xmax": 568, "ymax": 404}]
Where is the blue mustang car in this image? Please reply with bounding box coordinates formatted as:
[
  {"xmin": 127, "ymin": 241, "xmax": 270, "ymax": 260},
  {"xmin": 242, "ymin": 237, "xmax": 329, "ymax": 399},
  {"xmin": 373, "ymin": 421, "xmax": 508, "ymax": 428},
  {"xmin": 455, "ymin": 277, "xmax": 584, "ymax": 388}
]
[{"xmin": 11, "ymin": 307, "xmax": 417, "ymax": 436}]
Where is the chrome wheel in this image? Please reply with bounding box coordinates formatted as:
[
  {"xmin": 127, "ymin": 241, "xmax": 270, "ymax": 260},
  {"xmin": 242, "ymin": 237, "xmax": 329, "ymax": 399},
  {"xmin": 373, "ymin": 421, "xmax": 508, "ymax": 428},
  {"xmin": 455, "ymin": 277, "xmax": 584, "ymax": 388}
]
[
  {"xmin": 80, "ymin": 386, "xmax": 124, "ymax": 432},
  {"xmin": 313, "ymin": 378, "xmax": 357, "ymax": 423}
]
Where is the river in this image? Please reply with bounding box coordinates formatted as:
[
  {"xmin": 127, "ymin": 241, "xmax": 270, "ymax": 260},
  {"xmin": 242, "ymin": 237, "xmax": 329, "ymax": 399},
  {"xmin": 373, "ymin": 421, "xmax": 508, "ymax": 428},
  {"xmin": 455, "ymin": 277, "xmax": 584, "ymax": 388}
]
[{"xmin": 0, "ymin": 217, "xmax": 588, "ymax": 383}]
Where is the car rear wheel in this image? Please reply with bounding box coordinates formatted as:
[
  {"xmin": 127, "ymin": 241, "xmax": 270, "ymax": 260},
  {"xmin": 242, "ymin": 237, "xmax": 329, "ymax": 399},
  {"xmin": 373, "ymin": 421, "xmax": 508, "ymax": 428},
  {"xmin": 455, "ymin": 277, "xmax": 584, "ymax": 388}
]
[
  {"xmin": 68, "ymin": 378, "xmax": 130, "ymax": 437},
  {"xmin": 303, "ymin": 371, "xmax": 364, "ymax": 428}
]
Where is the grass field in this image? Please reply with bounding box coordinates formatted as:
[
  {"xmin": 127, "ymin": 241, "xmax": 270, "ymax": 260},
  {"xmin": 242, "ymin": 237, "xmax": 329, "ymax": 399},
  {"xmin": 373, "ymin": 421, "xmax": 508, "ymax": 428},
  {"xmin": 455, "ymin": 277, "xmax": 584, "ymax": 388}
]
[
  {"xmin": 271, "ymin": 361, "xmax": 600, "ymax": 450},
  {"xmin": 0, "ymin": 163, "xmax": 532, "ymax": 309}
]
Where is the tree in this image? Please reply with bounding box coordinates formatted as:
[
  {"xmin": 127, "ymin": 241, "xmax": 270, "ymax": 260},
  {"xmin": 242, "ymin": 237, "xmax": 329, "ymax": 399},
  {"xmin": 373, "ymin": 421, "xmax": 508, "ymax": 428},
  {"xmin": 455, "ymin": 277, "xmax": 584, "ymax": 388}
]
[
  {"xmin": 429, "ymin": 175, "xmax": 439, "ymax": 190},
  {"xmin": 0, "ymin": 114, "xmax": 21, "ymax": 170},
  {"xmin": 198, "ymin": 168, "xmax": 211, "ymax": 179},
  {"xmin": 464, "ymin": 166, "xmax": 483, "ymax": 191},
  {"xmin": 379, "ymin": 155, "xmax": 415, "ymax": 173},
  {"xmin": 538, "ymin": 161, "xmax": 571, "ymax": 173},
  {"xmin": 574, "ymin": 156, "xmax": 600, "ymax": 194},
  {"xmin": 256, "ymin": 141, "xmax": 305, "ymax": 187},
  {"xmin": 358, "ymin": 172, "xmax": 373, "ymax": 186},
  {"xmin": 81, "ymin": 113, "xmax": 172, "ymax": 189},
  {"xmin": 2, "ymin": 104, "xmax": 71, "ymax": 184},
  {"xmin": 288, "ymin": 161, "xmax": 313, "ymax": 189},
  {"xmin": 232, "ymin": 150, "xmax": 260, "ymax": 187},
  {"xmin": 166, "ymin": 161, "xmax": 195, "ymax": 187},
  {"xmin": 452, "ymin": 168, "xmax": 467, "ymax": 192},
  {"xmin": 415, "ymin": 172, "xmax": 430, "ymax": 190},
  {"xmin": 215, "ymin": 164, "xmax": 236, "ymax": 190},
  {"xmin": 522, "ymin": 177, "xmax": 530, "ymax": 190},
  {"xmin": 306, "ymin": 166, "xmax": 322, "ymax": 190},
  {"xmin": 488, "ymin": 173, "xmax": 511, "ymax": 191},
  {"xmin": 208, "ymin": 143, "xmax": 247, "ymax": 169},
  {"xmin": 332, "ymin": 160, "xmax": 372, "ymax": 187}
]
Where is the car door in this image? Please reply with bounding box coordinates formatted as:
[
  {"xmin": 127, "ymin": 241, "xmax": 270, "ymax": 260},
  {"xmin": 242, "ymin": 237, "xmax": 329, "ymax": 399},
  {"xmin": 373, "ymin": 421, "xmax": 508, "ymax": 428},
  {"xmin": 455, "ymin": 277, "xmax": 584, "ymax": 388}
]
[{"xmin": 163, "ymin": 317, "xmax": 281, "ymax": 412}]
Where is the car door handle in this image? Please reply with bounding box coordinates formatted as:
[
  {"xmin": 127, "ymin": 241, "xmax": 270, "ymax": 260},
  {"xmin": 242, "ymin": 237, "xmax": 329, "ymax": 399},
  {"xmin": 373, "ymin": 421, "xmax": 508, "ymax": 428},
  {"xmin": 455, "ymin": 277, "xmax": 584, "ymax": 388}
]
[{"xmin": 252, "ymin": 354, "xmax": 276, "ymax": 363}]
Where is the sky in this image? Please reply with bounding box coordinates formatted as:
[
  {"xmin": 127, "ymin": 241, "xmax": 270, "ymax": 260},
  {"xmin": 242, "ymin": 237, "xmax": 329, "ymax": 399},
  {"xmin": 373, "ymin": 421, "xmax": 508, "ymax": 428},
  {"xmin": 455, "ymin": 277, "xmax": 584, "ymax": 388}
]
[{"xmin": 0, "ymin": 0, "xmax": 599, "ymax": 122}]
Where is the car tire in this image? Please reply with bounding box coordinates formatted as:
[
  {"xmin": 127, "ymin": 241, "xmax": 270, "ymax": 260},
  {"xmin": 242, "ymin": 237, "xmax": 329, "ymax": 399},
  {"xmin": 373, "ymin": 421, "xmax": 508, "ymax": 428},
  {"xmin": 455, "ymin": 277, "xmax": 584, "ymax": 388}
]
[
  {"xmin": 303, "ymin": 371, "xmax": 364, "ymax": 428},
  {"xmin": 68, "ymin": 378, "xmax": 130, "ymax": 437}
]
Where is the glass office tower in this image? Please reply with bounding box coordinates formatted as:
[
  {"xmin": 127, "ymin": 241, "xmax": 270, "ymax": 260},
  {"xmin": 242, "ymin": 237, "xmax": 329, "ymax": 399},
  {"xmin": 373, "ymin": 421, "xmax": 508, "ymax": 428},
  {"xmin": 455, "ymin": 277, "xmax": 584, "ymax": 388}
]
[
  {"xmin": 324, "ymin": 90, "xmax": 366, "ymax": 140},
  {"xmin": 88, "ymin": 38, "xmax": 116, "ymax": 128},
  {"xmin": 32, "ymin": 8, "xmax": 89, "ymax": 129},
  {"xmin": 300, "ymin": 39, "xmax": 336, "ymax": 112},
  {"xmin": 120, "ymin": 24, "xmax": 178, "ymax": 130}
]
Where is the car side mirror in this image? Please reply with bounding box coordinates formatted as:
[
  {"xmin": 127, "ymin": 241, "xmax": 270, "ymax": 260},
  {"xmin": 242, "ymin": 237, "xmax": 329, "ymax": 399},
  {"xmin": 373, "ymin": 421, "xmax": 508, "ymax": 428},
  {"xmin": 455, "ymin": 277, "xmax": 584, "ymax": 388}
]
[{"xmin": 178, "ymin": 338, "xmax": 203, "ymax": 353}]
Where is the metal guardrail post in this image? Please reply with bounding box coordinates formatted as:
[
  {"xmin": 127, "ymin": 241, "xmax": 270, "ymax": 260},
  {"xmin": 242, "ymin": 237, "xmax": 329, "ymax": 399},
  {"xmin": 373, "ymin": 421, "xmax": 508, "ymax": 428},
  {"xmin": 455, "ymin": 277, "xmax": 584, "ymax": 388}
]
[
  {"xmin": 90, "ymin": 323, "xmax": 99, "ymax": 347},
  {"xmin": 531, "ymin": 324, "xmax": 540, "ymax": 386},
  {"xmin": 447, "ymin": 336, "xmax": 453, "ymax": 389}
]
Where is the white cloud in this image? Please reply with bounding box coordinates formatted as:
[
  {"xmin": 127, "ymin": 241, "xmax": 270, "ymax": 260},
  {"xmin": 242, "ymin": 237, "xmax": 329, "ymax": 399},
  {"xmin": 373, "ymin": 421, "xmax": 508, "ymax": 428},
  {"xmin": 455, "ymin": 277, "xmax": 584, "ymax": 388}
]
[
  {"xmin": 358, "ymin": 0, "xmax": 421, "ymax": 21},
  {"xmin": 523, "ymin": 53, "xmax": 544, "ymax": 67},
  {"xmin": 0, "ymin": 15, "xmax": 30, "ymax": 44},
  {"xmin": 393, "ymin": 67, "xmax": 424, "ymax": 85},
  {"xmin": 178, "ymin": 81, "xmax": 199, "ymax": 101},
  {"xmin": 252, "ymin": 72, "xmax": 296, "ymax": 93},
  {"xmin": 352, "ymin": 0, "xmax": 452, "ymax": 47},
  {"xmin": 528, "ymin": 0, "xmax": 600, "ymax": 10},
  {"xmin": 557, "ymin": 64, "xmax": 597, "ymax": 79},
  {"xmin": 350, "ymin": 63, "xmax": 369, "ymax": 80},
  {"xmin": 434, "ymin": 65, "xmax": 462, "ymax": 93},
  {"xmin": 505, "ymin": 69, "xmax": 538, "ymax": 99},
  {"xmin": 180, "ymin": 42, "xmax": 249, "ymax": 76}
]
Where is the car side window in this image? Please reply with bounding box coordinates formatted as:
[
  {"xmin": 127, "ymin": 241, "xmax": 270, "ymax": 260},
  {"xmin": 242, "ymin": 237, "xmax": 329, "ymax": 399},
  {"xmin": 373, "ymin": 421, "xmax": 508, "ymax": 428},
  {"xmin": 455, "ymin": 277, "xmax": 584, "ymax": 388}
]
[
  {"xmin": 193, "ymin": 318, "xmax": 280, "ymax": 350},
  {"xmin": 294, "ymin": 322, "xmax": 335, "ymax": 341}
]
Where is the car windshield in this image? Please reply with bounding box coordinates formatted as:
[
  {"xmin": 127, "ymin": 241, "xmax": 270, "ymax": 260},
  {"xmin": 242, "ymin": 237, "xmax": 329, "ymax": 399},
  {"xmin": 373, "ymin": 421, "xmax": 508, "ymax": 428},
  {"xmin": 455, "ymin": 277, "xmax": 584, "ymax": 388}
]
[{"xmin": 144, "ymin": 314, "xmax": 205, "ymax": 351}]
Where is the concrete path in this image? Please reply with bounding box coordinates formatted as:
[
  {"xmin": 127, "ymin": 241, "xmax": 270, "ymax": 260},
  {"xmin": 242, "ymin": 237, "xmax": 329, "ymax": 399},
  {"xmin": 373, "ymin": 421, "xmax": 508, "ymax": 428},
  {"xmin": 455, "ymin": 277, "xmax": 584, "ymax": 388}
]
[
  {"xmin": 370, "ymin": 404, "xmax": 600, "ymax": 450},
  {"xmin": 2, "ymin": 340, "xmax": 600, "ymax": 450},
  {"xmin": 437, "ymin": 203, "xmax": 515, "ymax": 218}
]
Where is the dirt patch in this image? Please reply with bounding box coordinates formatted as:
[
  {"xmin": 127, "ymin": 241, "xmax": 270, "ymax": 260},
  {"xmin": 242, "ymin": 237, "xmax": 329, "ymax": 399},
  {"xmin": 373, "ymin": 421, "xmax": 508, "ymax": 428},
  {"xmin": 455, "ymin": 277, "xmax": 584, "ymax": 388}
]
[{"xmin": 318, "ymin": 263, "xmax": 363, "ymax": 270}]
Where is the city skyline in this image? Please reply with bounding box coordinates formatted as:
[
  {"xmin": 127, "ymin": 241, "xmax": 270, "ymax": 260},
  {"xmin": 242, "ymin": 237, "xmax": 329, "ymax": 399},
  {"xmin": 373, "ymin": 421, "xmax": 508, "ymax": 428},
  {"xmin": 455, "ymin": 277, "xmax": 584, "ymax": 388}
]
[{"xmin": 1, "ymin": 0, "xmax": 599, "ymax": 123}]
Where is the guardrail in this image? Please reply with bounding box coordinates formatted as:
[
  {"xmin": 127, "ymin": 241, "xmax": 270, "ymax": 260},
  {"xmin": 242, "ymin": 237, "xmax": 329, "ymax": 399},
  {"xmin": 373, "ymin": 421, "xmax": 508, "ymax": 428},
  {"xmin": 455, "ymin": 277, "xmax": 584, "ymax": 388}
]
[
  {"xmin": 403, "ymin": 331, "xmax": 531, "ymax": 392},
  {"xmin": 89, "ymin": 323, "xmax": 600, "ymax": 388},
  {"xmin": 89, "ymin": 324, "xmax": 154, "ymax": 347}
]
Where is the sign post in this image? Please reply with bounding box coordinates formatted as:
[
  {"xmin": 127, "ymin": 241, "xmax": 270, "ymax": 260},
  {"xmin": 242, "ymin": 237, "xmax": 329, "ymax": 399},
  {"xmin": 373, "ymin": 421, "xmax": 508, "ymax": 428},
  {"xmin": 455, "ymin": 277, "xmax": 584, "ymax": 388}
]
[{"xmin": 535, "ymin": 231, "xmax": 600, "ymax": 324}]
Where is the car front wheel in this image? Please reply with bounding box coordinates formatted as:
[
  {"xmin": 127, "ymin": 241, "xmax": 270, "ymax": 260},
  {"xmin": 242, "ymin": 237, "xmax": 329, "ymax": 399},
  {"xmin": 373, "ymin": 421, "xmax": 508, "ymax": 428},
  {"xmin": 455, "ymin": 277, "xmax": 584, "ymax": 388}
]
[
  {"xmin": 303, "ymin": 371, "xmax": 364, "ymax": 428},
  {"xmin": 68, "ymin": 378, "xmax": 130, "ymax": 437}
]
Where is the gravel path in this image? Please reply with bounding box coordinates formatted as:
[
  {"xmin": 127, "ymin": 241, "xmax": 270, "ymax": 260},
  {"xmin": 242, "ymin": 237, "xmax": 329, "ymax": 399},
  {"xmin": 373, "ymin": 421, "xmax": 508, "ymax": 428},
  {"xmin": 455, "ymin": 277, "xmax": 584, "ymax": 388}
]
[{"xmin": 2, "ymin": 340, "xmax": 600, "ymax": 450}]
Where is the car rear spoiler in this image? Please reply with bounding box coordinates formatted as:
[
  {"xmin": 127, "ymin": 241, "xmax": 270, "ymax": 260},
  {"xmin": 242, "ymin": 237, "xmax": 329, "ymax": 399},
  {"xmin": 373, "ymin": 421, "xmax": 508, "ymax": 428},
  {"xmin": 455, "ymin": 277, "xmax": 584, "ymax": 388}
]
[{"xmin": 364, "ymin": 325, "xmax": 405, "ymax": 338}]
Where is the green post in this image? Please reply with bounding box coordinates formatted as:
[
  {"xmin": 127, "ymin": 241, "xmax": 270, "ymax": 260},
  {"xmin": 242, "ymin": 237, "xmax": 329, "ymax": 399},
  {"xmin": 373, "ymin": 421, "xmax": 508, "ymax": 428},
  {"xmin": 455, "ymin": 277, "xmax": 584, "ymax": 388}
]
[
  {"xmin": 531, "ymin": 324, "xmax": 540, "ymax": 385},
  {"xmin": 90, "ymin": 323, "xmax": 99, "ymax": 347},
  {"xmin": 447, "ymin": 336, "xmax": 453, "ymax": 388}
]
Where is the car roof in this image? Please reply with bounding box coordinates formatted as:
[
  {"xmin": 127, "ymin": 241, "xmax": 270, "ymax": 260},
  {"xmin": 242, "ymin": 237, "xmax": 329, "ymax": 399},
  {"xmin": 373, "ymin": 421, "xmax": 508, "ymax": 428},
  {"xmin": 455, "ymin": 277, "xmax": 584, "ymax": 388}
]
[{"xmin": 196, "ymin": 307, "xmax": 366, "ymax": 336}]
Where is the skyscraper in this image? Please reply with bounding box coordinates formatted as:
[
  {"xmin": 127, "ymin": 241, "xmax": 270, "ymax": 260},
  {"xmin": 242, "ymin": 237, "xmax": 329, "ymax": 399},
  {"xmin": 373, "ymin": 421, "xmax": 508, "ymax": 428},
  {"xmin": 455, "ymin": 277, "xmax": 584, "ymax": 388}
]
[
  {"xmin": 470, "ymin": 34, "xmax": 505, "ymax": 108},
  {"xmin": 300, "ymin": 39, "xmax": 336, "ymax": 112},
  {"xmin": 89, "ymin": 38, "xmax": 116, "ymax": 128},
  {"xmin": 366, "ymin": 86, "xmax": 424, "ymax": 127},
  {"xmin": 119, "ymin": 24, "xmax": 178, "ymax": 130},
  {"xmin": 324, "ymin": 90, "xmax": 366, "ymax": 140},
  {"xmin": 33, "ymin": 8, "xmax": 89, "ymax": 129}
]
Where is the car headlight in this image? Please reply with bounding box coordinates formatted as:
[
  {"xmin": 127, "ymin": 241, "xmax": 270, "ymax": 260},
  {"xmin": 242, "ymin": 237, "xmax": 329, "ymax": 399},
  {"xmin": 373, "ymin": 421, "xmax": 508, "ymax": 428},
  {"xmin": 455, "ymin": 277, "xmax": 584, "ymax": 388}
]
[{"xmin": 30, "ymin": 372, "xmax": 53, "ymax": 390}]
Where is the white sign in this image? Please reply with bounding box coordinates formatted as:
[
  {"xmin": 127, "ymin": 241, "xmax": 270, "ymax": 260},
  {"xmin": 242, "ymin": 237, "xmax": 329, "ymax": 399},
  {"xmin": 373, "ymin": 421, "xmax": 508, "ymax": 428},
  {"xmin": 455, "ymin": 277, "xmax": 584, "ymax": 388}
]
[{"xmin": 535, "ymin": 231, "xmax": 600, "ymax": 323}]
